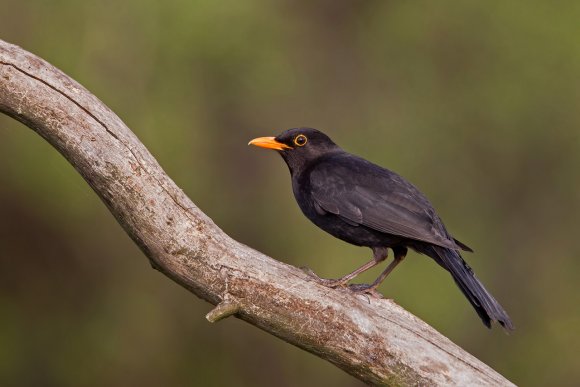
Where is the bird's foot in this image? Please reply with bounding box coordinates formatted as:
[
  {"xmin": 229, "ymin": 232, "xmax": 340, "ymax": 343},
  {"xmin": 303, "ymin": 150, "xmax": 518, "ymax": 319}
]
[
  {"xmin": 347, "ymin": 283, "xmax": 386, "ymax": 299},
  {"xmin": 301, "ymin": 267, "xmax": 349, "ymax": 288},
  {"xmin": 318, "ymin": 278, "xmax": 350, "ymax": 288}
]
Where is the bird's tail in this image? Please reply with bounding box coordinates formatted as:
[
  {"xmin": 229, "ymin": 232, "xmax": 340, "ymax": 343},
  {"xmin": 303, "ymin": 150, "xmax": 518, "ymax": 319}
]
[{"xmin": 425, "ymin": 245, "xmax": 514, "ymax": 331}]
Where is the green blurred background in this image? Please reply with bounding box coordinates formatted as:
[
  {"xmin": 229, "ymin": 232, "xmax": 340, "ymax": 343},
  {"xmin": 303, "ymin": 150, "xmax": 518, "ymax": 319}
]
[{"xmin": 1, "ymin": 1, "xmax": 579, "ymax": 386}]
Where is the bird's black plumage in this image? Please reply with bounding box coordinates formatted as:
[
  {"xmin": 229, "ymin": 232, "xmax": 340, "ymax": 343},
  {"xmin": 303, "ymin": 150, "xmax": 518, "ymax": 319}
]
[{"xmin": 249, "ymin": 127, "xmax": 513, "ymax": 330}]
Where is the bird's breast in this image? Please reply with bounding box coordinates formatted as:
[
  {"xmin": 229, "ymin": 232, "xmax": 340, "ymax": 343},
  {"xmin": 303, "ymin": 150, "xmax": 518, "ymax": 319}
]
[{"xmin": 291, "ymin": 173, "xmax": 398, "ymax": 248}]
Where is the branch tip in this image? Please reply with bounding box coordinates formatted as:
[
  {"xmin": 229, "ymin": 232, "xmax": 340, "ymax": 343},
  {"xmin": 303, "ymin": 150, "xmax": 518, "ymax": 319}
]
[{"xmin": 206, "ymin": 300, "xmax": 241, "ymax": 323}]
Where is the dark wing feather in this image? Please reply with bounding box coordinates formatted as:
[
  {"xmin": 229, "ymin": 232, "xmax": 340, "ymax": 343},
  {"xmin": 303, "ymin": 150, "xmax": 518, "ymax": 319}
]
[{"xmin": 310, "ymin": 154, "xmax": 461, "ymax": 250}]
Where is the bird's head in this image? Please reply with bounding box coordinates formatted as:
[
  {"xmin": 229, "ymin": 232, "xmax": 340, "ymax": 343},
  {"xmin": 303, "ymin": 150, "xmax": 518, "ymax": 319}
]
[{"xmin": 249, "ymin": 128, "xmax": 339, "ymax": 174}]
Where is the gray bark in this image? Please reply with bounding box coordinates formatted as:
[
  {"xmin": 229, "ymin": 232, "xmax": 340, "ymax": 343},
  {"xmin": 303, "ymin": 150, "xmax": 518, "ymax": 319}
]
[{"xmin": 0, "ymin": 39, "xmax": 514, "ymax": 386}]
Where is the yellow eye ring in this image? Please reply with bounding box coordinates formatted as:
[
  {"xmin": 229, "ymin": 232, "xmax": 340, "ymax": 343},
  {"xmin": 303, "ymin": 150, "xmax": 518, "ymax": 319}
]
[{"xmin": 294, "ymin": 134, "xmax": 307, "ymax": 147}]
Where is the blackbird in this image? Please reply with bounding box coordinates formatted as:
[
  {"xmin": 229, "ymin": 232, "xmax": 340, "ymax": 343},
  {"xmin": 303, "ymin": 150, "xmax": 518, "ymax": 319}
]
[{"xmin": 249, "ymin": 128, "xmax": 513, "ymax": 330}]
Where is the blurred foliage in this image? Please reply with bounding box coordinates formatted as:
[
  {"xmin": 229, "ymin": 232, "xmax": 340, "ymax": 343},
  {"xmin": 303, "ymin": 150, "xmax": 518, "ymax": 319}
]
[{"xmin": 1, "ymin": 1, "xmax": 579, "ymax": 386}]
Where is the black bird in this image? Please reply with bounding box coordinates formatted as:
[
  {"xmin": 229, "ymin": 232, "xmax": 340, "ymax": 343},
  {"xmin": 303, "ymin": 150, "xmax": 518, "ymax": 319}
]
[{"xmin": 249, "ymin": 128, "xmax": 513, "ymax": 331}]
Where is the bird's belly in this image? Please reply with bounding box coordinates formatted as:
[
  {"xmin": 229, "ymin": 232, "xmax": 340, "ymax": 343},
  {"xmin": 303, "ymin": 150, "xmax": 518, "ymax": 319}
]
[
  {"xmin": 293, "ymin": 177, "xmax": 403, "ymax": 248},
  {"xmin": 297, "ymin": 198, "xmax": 400, "ymax": 248},
  {"xmin": 311, "ymin": 213, "xmax": 399, "ymax": 247}
]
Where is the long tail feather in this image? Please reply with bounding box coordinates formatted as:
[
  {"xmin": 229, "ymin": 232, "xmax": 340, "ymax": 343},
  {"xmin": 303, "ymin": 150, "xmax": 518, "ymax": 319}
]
[{"xmin": 424, "ymin": 245, "xmax": 514, "ymax": 331}]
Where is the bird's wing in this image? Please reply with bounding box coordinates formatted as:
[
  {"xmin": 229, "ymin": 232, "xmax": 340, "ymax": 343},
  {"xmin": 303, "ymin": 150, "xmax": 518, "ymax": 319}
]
[{"xmin": 310, "ymin": 156, "xmax": 460, "ymax": 250}]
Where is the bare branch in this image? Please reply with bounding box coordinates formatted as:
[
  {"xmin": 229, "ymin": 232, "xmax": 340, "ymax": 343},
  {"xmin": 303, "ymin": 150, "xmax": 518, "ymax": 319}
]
[{"xmin": 0, "ymin": 39, "xmax": 514, "ymax": 386}]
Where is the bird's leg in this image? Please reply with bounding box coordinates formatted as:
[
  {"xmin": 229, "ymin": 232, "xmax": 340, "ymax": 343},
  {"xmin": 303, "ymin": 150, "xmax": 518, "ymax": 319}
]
[
  {"xmin": 349, "ymin": 247, "xmax": 407, "ymax": 297},
  {"xmin": 305, "ymin": 247, "xmax": 388, "ymax": 288}
]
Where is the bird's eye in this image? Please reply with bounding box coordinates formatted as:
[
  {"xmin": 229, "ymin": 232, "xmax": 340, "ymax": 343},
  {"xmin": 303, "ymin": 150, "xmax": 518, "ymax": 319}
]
[{"xmin": 294, "ymin": 134, "xmax": 308, "ymax": 147}]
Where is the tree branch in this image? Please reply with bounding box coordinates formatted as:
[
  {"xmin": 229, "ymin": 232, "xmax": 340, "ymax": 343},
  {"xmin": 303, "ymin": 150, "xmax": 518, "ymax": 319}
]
[{"xmin": 0, "ymin": 39, "xmax": 514, "ymax": 386}]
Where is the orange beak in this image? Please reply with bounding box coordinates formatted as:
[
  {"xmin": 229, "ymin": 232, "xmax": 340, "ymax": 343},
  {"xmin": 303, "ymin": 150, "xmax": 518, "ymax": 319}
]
[{"xmin": 248, "ymin": 136, "xmax": 291, "ymax": 151}]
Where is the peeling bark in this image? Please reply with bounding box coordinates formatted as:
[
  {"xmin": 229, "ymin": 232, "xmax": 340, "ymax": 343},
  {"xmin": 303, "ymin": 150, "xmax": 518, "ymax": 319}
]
[{"xmin": 0, "ymin": 39, "xmax": 514, "ymax": 386}]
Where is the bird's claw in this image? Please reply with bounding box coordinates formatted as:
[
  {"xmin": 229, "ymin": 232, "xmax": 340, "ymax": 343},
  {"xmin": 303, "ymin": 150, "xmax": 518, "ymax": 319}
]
[
  {"xmin": 301, "ymin": 267, "xmax": 349, "ymax": 288},
  {"xmin": 302, "ymin": 267, "xmax": 390, "ymax": 299},
  {"xmin": 347, "ymin": 283, "xmax": 385, "ymax": 299},
  {"xmin": 318, "ymin": 278, "xmax": 349, "ymax": 288}
]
